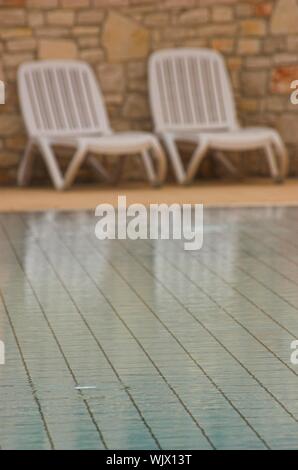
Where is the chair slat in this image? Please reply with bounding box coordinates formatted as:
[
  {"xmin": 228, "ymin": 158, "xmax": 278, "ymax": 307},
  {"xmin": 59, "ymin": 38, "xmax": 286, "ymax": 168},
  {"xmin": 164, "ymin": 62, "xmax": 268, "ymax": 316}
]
[
  {"xmin": 18, "ymin": 61, "xmax": 111, "ymax": 137},
  {"xmin": 156, "ymin": 62, "xmax": 170, "ymax": 125},
  {"xmin": 149, "ymin": 48, "xmax": 237, "ymax": 133},
  {"xmin": 177, "ymin": 56, "xmax": 194, "ymax": 125},
  {"xmin": 24, "ymin": 72, "xmax": 42, "ymax": 131}
]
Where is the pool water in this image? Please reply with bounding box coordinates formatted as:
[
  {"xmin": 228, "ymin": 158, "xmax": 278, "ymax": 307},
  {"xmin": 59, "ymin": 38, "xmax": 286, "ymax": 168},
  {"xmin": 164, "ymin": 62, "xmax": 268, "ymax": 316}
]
[{"xmin": 0, "ymin": 207, "xmax": 298, "ymax": 450}]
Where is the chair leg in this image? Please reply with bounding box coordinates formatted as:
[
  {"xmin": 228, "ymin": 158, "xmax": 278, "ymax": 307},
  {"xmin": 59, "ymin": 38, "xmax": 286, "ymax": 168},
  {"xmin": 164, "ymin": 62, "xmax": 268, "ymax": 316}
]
[
  {"xmin": 213, "ymin": 151, "xmax": 239, "ymax": 176},
  {"xmin": 87, "ymin": 155, "xmax": 113, "ymax": 183},
  {"xmin": 264, "ymin": 143, "xmax": 280, "ymax": 182},
  {"xmin": 63, "ymin": 144, "xmax": 88, "ymax": 189},
  {"xmin": 37, "ymin": 138, "xmax": 65, "ymax": 190},
  {"xmin": 271, "ymin": 134, "xmax": 289, "ymax": 182},
  {"xmin": 163, "ymin": 134, "xmax": 186, "ymax": 184},
  {"xmin": 111, "ymin": 156, "xmax": 127, "ymax": 184},
  {"xmin": 150, "ymin": 139, "xmax": 167, "ymax": 185},
  {"xmin": 17, "ymin": 140, "xmax": 35, "ymax": 186},
  {"xmin": 142, "ymin": 150, "xmax": 159, "ymax": 187},
  {"xmin": 185, "ymin": 140, "xmax": 209, "ymax": 183}
]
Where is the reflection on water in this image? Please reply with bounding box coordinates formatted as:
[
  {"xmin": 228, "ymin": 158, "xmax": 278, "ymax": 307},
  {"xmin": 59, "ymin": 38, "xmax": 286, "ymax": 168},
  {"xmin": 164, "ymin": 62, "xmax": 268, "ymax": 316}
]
[{"xmin": 0, "ymin": 207, "xmax": 297, "ymax": 449}]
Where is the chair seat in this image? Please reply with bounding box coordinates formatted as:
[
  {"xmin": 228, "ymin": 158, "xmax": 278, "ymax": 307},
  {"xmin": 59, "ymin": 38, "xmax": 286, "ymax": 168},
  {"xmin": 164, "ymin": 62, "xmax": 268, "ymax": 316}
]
[
  {"xmin": 80, "ymin": 132, "xmax": 159, "ymax": 155},
  {"xmin": 176, "ymin": 127, "xmax": 279, "ymax": 151},
  {"xmin": 204, "ymin": 127, "xmax": 278, "ymax": 150}
]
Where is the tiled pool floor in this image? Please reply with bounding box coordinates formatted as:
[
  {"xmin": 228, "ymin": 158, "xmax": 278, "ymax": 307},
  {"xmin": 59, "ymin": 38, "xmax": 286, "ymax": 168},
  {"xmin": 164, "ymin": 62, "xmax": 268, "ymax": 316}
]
[{"xmin": 1, "ymin": 207, "xmax": 298, "ymax": 450}]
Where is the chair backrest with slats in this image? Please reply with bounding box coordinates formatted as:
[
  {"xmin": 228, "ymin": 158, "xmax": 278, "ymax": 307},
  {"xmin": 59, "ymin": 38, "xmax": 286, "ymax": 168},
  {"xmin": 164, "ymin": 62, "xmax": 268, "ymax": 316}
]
[
  {"xmin": 18, "ymin": 60, "xmax": 112, "ymax": 138},
  {"xmin": 149, "ymin": 48, "xmax": 238, "ymax": 133}
]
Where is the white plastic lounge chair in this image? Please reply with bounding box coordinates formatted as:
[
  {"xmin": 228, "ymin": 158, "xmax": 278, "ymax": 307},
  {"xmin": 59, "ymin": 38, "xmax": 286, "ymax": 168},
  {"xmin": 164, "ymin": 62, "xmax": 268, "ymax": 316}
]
[
  {"xmin": 18, "ymin": 60, "xmax": 167, "ymax": 190},
  {"xmin": 149, "ymin": 48, "xmax": 288, "ymax": 184}
]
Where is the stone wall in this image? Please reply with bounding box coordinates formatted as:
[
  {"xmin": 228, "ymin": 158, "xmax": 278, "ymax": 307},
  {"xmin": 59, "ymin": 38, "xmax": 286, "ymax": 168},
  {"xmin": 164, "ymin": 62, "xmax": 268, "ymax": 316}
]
[{"xmin": 1, "ymin": 0, "xmax": 298, "ymax": 184}]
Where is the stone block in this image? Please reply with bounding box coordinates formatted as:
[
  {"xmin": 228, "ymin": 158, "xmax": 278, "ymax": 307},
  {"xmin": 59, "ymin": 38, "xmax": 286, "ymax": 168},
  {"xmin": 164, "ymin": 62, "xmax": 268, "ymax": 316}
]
[
  {"xmin": 0, "ymin": 115, "xmax": 23, "ymax": 137},
  {"xmin": 7, "ymin": 38, "xmax": 37, "ymax": 52},
  {"xmin": 0, "ymin": 9, "xmax": 26, "ymax": 26},
  {"xmin": 46, "ymin": 10, "xmax": 75, "ymax": 27},
  {"xmin": 238, "ymin": 39, "xmax": 261, "ymax": 55},
  {"xmin": 80, "ymin": 48, "xmax": 105, "ymax": 64},
  {"xmin": 240, "ymin": 19, "xmax": 267, "ymax": 36},
  {"xmin": 212, "ymin": 6, "xmax": 233, "ymax": 23},
  {"xmin": 77, "ymin": 10, "xmax": 105, "ymax": 25},
  {"xmin": 38, "ymin": 39, "xmax": 78, "ymax": 59},
  {"xmin": 242, "ymin": 71, "xmax": 268, "ymax": 96},
  {"xmin": 211, "ymin": 38, "xmax": 235, "ymax": 53},
  {"xmin": 277, "ymin": 114, "xmax": 298, "ymax": 144},
  {"xmin": 102, "ymin": 12, "xmax": 150, "ymax": 62},
  {"xmin": 271, "ymin": 0, "xmax": 298, "ymax": 34},
  {"xmin": 27, "ymin": 0, "xmax": 58, "ymax": 7},
  {"xmin": 97, "ymin": 64, "xmax": 125, "ymax": 93},
  {"xmin": 123, "ymin": 93, "xmax": 150, "ymax": 119},
  {"xmin": 177, "ymin": 8, "xmax": 209, "ymax": 24}
]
